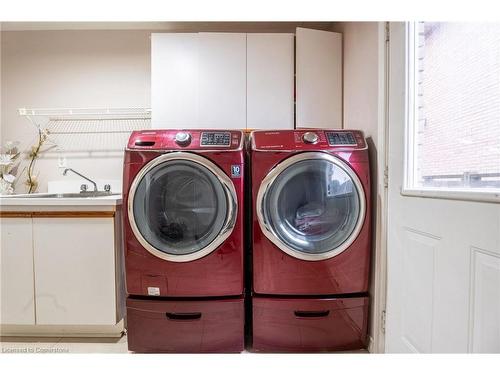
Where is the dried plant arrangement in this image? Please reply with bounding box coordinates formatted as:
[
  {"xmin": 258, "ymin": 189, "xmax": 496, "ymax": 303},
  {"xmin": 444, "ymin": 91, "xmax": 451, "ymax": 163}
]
[
  {"xmin": 0, "ymin": 141, "xmax": 21, "ymax": 195},
  {"xmin": 25, "ymin": 128, "xmax": 52, "ymax": 194}
]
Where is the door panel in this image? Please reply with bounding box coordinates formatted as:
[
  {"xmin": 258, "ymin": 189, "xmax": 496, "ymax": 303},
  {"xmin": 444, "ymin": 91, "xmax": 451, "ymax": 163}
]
[
  {"xmin": 401, "ymin": 228, "xmax": 439, "ymax": 353},
  {"xmin": 296, "ymin": 27, "xmax": 342, "ymax": 129},
  {"xmin": 247, "ymin": 33, "xmax": 294, "ymax": 129},
  {"xmin": 385, "ymin": 22, "xmax": 500, "ymax": 353},
  {"xmin": 151, "ymin": 33, "xmax": 199, "ymax": 129},
  {"xmin": 151, "ymin": 33, "xmax": 246, "ymax": 129},
  {"xmin": 0, "ymin": 217, "xmax": 35, "ymax": 325},
  {"xmin": 198, "ymin": 33, "xmax": 247, "ymax": 129},
  {"xmin": 470, "ymin": 248, "xmax": 500, "ymax": 352},
  {"xmin": 33, "ymin": 218, "xmax": 117, "ymax": 325}
]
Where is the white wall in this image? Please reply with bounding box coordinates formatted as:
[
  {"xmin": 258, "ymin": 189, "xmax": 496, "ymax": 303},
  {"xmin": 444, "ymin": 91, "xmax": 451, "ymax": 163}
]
[
  {"xmin": 0, "ymin": 30, "xmax": 151, "ymax": 193},
  {"xmin": 332, "ymin": 22, "xmax": 385, "ymax": 352}
]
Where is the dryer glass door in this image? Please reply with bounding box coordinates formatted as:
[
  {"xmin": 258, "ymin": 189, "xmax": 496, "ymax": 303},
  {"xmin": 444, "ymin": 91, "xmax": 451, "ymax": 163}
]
[
  {"xmin": 129, "ymin": 153, "xmax": 237, "ymax": 262},
  {"xmin": 258, "ymin": 152, "xmax": 366, "ymax": 261}
]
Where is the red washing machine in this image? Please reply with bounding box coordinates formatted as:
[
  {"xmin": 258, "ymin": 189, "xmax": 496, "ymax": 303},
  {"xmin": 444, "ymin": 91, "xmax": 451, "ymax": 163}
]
[
  {"xmin": 250, "ymin": 129, "xmax": 371, "ymax": 352},
  {"xmin": 123, "ymin": 129, "xmax": 245, "ymax": 353}
]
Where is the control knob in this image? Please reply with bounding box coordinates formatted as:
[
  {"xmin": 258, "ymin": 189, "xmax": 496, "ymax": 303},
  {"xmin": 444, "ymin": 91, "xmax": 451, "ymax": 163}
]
[
  {"xmin": 174, "ymin": 132, "xmax": 191, "ymax": 146},
  {"xmin": 302, "ymin": 132, "xmax": 319, "ymax": 144}
]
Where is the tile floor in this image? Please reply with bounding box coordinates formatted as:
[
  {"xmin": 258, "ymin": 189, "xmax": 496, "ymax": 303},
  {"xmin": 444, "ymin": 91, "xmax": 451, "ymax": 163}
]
[
  {"xmin": 1, "ymin": 335, "xmax": 368, "ymax": 354},
  {"xmin": 0, "ymin": 335, "xmax": 129, "ymax": 354}
]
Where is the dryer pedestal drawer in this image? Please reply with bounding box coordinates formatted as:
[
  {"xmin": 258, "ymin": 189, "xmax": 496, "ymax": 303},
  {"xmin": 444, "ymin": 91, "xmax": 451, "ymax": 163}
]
[
  {"xmin": 126, "ymin": 297, "xmax": 244, "ymax": 353},
  {"xmin": 252, "ymin": 296, "xmax": 368, "ymax": 352}
]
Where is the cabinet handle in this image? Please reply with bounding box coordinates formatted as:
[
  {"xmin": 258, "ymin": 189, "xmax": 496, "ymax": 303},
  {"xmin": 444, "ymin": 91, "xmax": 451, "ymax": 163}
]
[
  {"xmin": 294, "ymin": 310, "xmax": 330, "ymax": 318},
  {"xmin": 166, "ymin": 312, "xmax": 202, "ymax": 321}
]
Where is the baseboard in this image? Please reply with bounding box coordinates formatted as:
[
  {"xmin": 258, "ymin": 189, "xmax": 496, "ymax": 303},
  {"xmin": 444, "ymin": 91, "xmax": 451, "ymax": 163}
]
[
  {"xmin": 0, "ymin": 319, "xmax": 125, "ymax": 338},
  {"xmin": 367, "ymin": 335, "xmax": 375, "ymax": 353}
]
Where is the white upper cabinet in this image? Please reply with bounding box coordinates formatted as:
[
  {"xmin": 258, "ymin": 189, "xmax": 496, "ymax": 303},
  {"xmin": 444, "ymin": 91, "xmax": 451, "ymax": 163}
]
[
  {"xmin": 151, "ymin": 32, "xmax": 295, "ymax": 130},
  {"xmin": 247, "ymin": 33, "xmax": 294, "ymax": 129},
  {"xmin": 296, "ymin": 27, "xmax": 342, "ymax": 129},
  {"xmin": 151, "ymin": 33, "xmax": 199, "ymax": 129},
  {"xmin": 152, "ymin": 32, "xmax": 246, "ymax": 129},
  {"xmin": 197, "ymin": 33, "xmax": 247, "ymax": 129}
]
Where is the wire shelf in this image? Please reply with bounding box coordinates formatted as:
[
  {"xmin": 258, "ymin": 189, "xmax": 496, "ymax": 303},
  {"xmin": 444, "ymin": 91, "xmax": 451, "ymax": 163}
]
[{"xmin": 18, "ymin": 107, "xmax": 151, "ymax": 152}]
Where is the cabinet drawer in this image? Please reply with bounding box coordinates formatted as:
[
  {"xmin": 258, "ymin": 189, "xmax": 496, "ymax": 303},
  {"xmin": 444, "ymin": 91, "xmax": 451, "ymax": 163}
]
[
  {"xmin": 252, "ymin": 296, "xmax": 368, "ymax": 352},
  {"xmin": 126, "ymin": 297, "xmax": 244, "ymax": 353}
]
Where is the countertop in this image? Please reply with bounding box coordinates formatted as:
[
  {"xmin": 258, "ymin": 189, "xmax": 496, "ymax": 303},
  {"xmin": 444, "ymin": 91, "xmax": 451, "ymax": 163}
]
[{"xmin": 0, "ymin": 193, "xmax": 122, "ymax": 211}]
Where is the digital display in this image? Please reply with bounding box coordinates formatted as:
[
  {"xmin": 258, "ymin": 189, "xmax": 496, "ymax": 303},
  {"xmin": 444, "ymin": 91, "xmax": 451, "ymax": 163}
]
[
  {"xmin": 200, "ymin": 132, "xmax": 231, "ymax": 146},
  {"xmin": 326, "ymin": 132, "xmax": 357, "ymax": 146}
]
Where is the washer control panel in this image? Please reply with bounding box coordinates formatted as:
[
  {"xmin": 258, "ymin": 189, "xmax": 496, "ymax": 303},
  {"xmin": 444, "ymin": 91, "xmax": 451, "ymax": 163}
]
[
  {"xmin": 200, "ymin": 132, "xmax": 231, "ymax": 147},
  {"xmin": 326, "ymin": 131, "xmax": 357, "ymax": 146}
]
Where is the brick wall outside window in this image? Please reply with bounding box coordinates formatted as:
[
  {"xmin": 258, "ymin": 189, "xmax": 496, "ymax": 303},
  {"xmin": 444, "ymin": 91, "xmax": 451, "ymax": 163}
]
[{"xmin": 416, "ymin": 22, "xmax": 500, "ymax": 189}]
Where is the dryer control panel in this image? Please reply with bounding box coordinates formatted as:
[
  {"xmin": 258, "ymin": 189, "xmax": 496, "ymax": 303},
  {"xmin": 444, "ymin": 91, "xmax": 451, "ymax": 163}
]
[
  {"xmin": 325, "ymin": 131, "xmax": 357, "ymax": 146},
  {"xmin": 252, "ymin": 129, "xmax": 366, "ymax": 151}
]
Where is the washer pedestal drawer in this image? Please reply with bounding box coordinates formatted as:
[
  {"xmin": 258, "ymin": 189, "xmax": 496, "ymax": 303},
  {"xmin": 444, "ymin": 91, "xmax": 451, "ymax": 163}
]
[
  {"xmin": 252, "ymin": 296, "xmax": 368, "ymax": 352},
  {"xmin": 126, "ymin": 296, "xmax": 244, "ymax": 353}
]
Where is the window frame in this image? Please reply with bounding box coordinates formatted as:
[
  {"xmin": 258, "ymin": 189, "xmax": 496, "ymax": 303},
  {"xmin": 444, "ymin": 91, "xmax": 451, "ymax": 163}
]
[{"xmin": 402, "ymin": 22, "xmax": 500, "ymax": 203}]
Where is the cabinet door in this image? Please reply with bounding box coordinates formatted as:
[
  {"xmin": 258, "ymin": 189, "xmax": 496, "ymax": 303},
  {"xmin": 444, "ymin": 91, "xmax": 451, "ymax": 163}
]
[
  {"xmin": 151, "ymin": 33, "xmax": 199, "ymax": 129},
  {"xmin": 197, "ymin": 33, "xmax": 247, "ymax": 129},
  {"xmin": 151, "ymin": 33, "xmax": 247, "ymax": 129},
  {"xmin": 247, "ymin": 33, "xmax": 294, "ymax": 129},
  {"xmin": 296, "ymin": 27, "xmax": 342, "ymax": 129},
  {"xmin": 0, "ymin": 217, "xmax": 35, "ymax": 324},
  {"xmin": 33, "ymin": 217, "xmax": 117, "ymax": 325}
]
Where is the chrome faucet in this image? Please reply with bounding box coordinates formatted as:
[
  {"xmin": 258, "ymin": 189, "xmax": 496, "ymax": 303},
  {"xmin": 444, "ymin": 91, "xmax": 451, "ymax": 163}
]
[{"xmin": 63, "ymin": 168, "xmax": 98, "ymax": 192}]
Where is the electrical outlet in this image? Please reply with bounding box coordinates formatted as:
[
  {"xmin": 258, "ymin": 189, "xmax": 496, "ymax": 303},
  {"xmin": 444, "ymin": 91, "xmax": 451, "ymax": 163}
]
[{"xmin": 58, "ymin": 157, "xmax": 67, "ymax": 169}]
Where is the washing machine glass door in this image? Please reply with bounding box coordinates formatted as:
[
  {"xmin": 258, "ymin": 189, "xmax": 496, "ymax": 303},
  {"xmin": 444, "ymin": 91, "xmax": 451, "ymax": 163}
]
[
  {"xmin": 128, "ymin": 152, "xmax": 237, "ymax": 262},
  {"xmin": 257, "ymin": 152, "xmax": 366, "ymax": 261}
]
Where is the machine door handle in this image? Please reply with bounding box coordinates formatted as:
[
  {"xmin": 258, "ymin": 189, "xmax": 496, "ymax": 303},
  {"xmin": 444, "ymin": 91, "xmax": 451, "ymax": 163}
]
[
  {"xmin": 166, "ymin": 312, "xmax": 202, "ymax": 321},
  {"xmin": 294, "ymin": 310, "xmax": 330, "ymax": 318},
  {"xmin": 135, "ymin": 141, "xmax": 155, "ymax": 146}
]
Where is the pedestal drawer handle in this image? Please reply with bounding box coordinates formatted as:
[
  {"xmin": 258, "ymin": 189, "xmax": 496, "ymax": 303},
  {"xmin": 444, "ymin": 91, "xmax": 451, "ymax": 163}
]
[
  {"xmin": 166, "ymin": 312, "xmax": 202, "ymax": 320},
  {"xmin": 294, "ymin": 310, "xmax": 330, "ymax": 318}
]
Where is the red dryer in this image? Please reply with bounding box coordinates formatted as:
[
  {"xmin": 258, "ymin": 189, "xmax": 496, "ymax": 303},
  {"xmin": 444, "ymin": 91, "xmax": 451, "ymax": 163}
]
[
  {"xmin": 123, "ymin": 130, "xmax": 245, "ymax": 353},
  {"xmin": 250, "ymin": 129, "xmax": 371, "ymax": 352}
]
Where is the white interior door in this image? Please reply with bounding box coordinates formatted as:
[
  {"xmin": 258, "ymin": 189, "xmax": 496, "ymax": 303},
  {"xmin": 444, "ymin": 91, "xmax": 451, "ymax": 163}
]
[{"xmin": 385, "ymin": 22, "xmax": 500, "ymax": 353}]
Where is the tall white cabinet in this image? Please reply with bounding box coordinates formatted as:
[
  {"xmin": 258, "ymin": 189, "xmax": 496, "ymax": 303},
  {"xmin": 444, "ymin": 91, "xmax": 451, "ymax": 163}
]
[
  {"xmin": 197, "ymin": 33, "xmax": 247, "ymax": 129},
  {"xmin": 247, "ymin": 33, "xmax": 294, "ymax": 129},
  {"xmin": 151, "ymin": 32, "xmax": 294, "ymax": 130},
  {"xmin": 151, "ymin": 33, "xmax": 199, "ymax": 128},
  {"xmin": 296, "ymin": 27, "xmax": 342, "ymax": 129}
]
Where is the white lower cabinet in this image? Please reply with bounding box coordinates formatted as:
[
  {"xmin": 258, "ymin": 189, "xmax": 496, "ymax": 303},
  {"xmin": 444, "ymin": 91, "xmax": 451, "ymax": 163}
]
[
  {"xmin": 0, "ymin": 217, "xmax": 35, "ymax": 325},
  {"xmin": 0, "ymin": 212, "xmax": 122, "ymax": 332},
  {"xmin": 33, "ymin": 217, "xmax": 118, "ymax": 325}
]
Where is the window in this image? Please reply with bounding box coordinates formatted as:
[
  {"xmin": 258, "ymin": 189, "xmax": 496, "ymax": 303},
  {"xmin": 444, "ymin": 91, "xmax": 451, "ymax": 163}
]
[{"xmin": 406, "ymin": 22, "xmax": 500, "ymax": 194}]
